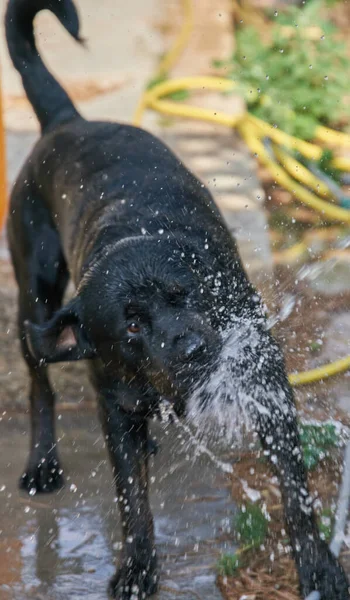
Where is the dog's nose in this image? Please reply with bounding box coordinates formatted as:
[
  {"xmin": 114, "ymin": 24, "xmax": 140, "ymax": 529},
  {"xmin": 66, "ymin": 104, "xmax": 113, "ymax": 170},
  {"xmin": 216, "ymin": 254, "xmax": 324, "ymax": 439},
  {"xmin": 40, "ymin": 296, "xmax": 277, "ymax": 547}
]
[{"xmin": 181, "ymin": 333, "xmax": 207, "ymax": 360}]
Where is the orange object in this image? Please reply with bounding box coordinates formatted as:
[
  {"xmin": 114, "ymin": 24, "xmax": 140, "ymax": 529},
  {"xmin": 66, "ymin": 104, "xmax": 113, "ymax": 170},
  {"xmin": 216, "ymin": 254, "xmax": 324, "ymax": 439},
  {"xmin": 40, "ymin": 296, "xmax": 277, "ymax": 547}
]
[{"xmin": 0, "ymin": 74, "xmax": 8, "ymax": 233}]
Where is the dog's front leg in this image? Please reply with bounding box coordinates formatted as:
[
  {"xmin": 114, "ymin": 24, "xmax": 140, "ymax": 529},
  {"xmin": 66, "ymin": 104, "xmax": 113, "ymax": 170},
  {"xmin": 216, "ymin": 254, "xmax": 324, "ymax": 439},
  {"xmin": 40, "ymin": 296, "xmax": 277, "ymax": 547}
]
[
  {"xmin": 257, "ymin": 408, "xmax": 350, "ymax": 598},
  {"xmin": 98, "ymin": 398, "xmax": 158, "ymax": 600},
  {"xmin": 249, "ymin": 334, "xmax": 349, "ymax": 599}
]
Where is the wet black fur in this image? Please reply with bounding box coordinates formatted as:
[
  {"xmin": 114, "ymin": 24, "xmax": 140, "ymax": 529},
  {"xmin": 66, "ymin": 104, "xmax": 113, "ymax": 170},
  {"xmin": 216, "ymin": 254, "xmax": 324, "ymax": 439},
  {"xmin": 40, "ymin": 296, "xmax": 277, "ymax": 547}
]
[{"xmin": 5, "ymin": 0, "xmax": 349, "ymax": 598}]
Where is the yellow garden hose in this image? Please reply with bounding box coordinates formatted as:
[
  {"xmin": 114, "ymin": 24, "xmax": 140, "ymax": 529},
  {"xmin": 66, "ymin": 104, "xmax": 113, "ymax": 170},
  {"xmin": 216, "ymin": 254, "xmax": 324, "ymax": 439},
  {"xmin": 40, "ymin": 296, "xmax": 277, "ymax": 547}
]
[
  {"xmin": 133, "ymin": 0, "xmax": 350, "ymax": 387},
  {"xmin": 156, "ymin": 0, "xmax": 194, "ymax": 77},
  {"xmin": 289, "ymin": 356, "xmax": 350, "ymax": 387},
  {"xmin": 272, "ymin": 144, "xmax": 332, "ymax": 200},
  {"xmin": 316, "ymin": 125, "xmax": 350, "ymax": 148},
  {"xmin": 133, "ymin": 76, "xmax": 239, "ymax": 128},
  {"xmin": 272, "ymin": 241, "xmax": 309, "ymax": 265},
  {"xmin": 238, "ymin": 122, "xmax": 350, "ymax": 224}
]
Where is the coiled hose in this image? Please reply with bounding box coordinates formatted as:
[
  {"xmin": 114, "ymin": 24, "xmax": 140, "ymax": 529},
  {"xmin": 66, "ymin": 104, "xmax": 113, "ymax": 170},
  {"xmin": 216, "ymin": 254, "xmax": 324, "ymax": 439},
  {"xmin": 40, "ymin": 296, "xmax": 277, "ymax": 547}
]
[{"xmin": 133, "ymin": 0, "xmax": 350, "ymax": 388}]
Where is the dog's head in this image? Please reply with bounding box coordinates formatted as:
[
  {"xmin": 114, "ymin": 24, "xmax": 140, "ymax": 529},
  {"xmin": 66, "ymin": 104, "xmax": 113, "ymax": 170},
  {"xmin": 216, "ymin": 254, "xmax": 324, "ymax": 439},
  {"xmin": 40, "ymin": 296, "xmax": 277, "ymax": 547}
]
[{"xmin": 25, "ymin": 238, "xmax": 223, "ymax": 412}]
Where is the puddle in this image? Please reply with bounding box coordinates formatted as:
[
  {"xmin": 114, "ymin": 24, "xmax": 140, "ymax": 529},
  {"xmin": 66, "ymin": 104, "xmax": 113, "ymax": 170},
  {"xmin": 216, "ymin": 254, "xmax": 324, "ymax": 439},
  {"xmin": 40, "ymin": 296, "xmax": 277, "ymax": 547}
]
[{"xmin": 0, "ymin": 413, "xmax": 235, "ymax": 599}]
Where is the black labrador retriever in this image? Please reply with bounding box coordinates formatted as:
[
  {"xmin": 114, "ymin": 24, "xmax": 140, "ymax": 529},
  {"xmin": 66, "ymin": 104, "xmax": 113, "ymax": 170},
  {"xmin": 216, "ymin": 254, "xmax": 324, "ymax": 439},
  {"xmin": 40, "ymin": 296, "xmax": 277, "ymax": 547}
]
[{"xmin": 5, "ymin": 0, "xmax": 349, "ymax": 598}]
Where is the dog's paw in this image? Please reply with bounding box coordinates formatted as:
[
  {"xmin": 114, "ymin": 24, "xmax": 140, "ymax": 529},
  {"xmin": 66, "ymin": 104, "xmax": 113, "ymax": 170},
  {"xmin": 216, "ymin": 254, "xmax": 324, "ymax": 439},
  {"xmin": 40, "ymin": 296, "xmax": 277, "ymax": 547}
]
[
  {"xmin": 108, "ymin": 559, "xmax": 158, "ymax": 599},
  {"xmin": 299, "ymin": 542, "xmax": 349, "ymax": 599},
  {"xmin": 19, "ymin": 451, "xmax": 64, "ymax": 494}
]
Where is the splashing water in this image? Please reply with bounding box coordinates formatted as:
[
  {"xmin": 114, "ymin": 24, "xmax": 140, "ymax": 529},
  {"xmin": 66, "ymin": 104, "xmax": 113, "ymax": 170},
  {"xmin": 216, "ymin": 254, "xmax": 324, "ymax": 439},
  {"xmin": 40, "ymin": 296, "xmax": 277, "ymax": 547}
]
[
  {"xmin": 267, "ymin": 292, "xmax": 296, "ymax": 330},
  {"xmin": 265, "ymin": 249, "xmax": 349, "ymax": 331},
  {"xmin": 186, "ymin": 317, "xmax": 291, "ymax": 446},
  {"xmin": 159, "ymin": 399, "xmax": 233, "ymax": 474}
]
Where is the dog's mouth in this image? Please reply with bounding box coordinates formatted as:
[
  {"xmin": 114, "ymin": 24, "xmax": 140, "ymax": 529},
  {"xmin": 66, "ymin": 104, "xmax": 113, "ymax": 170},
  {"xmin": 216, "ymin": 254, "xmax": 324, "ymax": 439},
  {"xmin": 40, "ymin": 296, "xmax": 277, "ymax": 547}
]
[
  {"xmin": 147, "ymin": 360, "xmax": 211, "ymax": 407},
  {"xmin": 147, "ymin": 368, "xmax": 179, "ymax": 401}
]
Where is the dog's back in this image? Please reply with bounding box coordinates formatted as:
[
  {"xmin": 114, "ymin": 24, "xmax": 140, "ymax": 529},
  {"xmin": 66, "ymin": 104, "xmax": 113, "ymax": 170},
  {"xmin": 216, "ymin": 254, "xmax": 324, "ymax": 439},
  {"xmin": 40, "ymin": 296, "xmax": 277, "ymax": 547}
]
[{"xmin": 6, "ymin": 0, "xmax": 236, "ymax": 284}]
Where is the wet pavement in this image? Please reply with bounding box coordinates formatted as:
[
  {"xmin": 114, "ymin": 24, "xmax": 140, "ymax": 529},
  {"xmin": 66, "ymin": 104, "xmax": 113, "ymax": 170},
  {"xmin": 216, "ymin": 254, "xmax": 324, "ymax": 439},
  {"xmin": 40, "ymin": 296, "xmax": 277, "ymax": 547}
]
[{"xmin": 0, "ymin": 412, "xmax": 236, "ymax": 600}]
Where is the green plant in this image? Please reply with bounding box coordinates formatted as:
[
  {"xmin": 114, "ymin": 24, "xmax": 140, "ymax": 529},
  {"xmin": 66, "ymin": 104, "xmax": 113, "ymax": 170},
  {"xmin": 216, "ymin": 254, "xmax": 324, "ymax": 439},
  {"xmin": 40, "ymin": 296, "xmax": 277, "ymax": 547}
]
[
  {"xmin": 316, "ymin": 149, "xmax": 343, "ymax": 184},
  {"xmin": 309, "ymin": 340, "xmax": 323, "ymax": 353},
  {"xmin": 217, "ymin": 552, "xmax": 242, "ymax": 576},
  {"xmin": 318, "ymin": 507, "xmax": 334, "ymax": 541},
  {"xmin": 322, "ymin": 0, "xmax": 344, "ymax": 5},
  {"xmin": 234, "ymin": 503, "xmax": 268, "ymax": 548},
  {"xmin": 146, "ymin": 74, "xmax": 190, "ymax": 101},
  {"xmin": 214, "ymin": 2, "xmax": 350, "ymax": 139},
  {"xmin": 217, "ymin": 504, "xmax": 268, "ymax": 576},
  {"xmin": 299, "ymin": 423, "xmax": 339, "ymax": 470}
]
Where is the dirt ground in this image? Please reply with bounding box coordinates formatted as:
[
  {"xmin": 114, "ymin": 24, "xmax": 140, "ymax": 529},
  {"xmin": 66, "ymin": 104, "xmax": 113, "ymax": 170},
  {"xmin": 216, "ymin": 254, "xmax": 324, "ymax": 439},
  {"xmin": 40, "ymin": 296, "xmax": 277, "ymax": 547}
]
[{"xmin": 218, "ymin": 448, "xmax": 350, "ymax": 600}]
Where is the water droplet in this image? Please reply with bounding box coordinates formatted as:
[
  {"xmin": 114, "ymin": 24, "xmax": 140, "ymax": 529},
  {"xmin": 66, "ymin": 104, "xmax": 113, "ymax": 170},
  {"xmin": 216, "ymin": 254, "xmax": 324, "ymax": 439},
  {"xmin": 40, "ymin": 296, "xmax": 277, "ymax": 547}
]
[
  {"xmin": 113, "ymin": 541, "xmax": 123, "ymax": 551},
  {"xmin": 70, "ymin": 483, "xmax": 77, "ymax": 493},
  {"xmin": 29, "ymin": 487, "xmax": 36, "ymax": 496}
]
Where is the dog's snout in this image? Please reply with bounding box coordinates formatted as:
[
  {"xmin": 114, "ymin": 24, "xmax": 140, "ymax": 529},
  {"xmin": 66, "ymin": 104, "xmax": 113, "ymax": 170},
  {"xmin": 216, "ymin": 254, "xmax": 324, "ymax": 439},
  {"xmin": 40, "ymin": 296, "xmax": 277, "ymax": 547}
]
[{"xmin": 176, "ymin": 332, "xmax": 206, "ymax": 360}]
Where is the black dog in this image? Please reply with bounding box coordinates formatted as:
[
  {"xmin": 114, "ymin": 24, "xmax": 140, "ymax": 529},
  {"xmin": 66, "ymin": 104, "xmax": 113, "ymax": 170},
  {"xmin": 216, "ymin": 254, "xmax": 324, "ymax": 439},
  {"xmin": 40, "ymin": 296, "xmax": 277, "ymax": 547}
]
[{"xmin": 5, "ymin": 0, "xmax": 349, "ymax": 598}]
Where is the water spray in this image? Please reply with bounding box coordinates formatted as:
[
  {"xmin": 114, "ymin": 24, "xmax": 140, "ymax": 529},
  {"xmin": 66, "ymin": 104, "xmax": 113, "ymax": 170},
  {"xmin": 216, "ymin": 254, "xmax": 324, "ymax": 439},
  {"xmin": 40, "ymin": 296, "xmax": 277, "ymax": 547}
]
[
  {"xmin": 305, "ymin": 592, "xmax": 321, "ymax": 600},
  {"xmin": 330, "ymin": 441, "xmax": 350, "ymax": 558}
]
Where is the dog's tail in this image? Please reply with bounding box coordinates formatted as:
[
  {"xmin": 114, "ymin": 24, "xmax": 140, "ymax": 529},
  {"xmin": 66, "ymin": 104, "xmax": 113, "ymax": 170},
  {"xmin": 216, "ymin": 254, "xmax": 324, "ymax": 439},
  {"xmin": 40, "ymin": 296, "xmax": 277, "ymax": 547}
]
[{"xmin": 5, "ymin": 0, "xmax": 83, "ymax": 132}]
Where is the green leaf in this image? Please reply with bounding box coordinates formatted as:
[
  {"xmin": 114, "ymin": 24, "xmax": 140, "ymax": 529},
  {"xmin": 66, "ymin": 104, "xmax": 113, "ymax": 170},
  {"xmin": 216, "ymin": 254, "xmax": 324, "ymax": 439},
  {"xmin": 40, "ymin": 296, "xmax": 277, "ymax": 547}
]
[
  {"xmin": 146, "ymin": 74, "xmax": 190, "ymax": 102},
  {"xmin": 217, "ymin": 553, "xmax": 242, "ymax": 576},
  {"xmin": 299, "ymin": 423, "xmax": 339, "ymax": 470},
  {"xmin": 167, "ymin": 89, "xmax": 190, "ymax": 102},
  {"xmin": 318, "ymin": 508, "xmax": 334, "ymax": 541},
  {"xmin": 212, "ymin": 6, "xmax": 350, "ymax": 140},
  {"xmin": 317, "ymin": 149, "xmax": 343, "ymax": 184},
  {"xmin": 146, "ymin": 74, "xmax": 168, "ymax": 90},
  {"xmin": 234, "ymin": 503, "xmax": 268, "ymax": 548},
  {"xmin": 309, "ymin": 341, "xmax": 323, "ymax": 353}
]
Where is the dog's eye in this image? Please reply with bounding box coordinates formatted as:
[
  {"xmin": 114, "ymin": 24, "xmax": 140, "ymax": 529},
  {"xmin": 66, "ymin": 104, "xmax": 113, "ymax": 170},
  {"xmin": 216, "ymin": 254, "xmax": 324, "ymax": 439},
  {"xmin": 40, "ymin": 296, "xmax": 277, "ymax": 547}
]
[{"xmin": 127, "ymin": 322, "xmax": 140, "ymax": 335}]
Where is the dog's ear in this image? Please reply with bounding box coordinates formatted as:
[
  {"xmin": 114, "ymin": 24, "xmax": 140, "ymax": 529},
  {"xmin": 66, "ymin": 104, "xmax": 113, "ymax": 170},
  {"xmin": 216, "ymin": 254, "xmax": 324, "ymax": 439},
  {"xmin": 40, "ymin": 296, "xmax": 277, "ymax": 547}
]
[{"xmin": 24, "ymin": 298, "xmax": 96, "ymax": 364}]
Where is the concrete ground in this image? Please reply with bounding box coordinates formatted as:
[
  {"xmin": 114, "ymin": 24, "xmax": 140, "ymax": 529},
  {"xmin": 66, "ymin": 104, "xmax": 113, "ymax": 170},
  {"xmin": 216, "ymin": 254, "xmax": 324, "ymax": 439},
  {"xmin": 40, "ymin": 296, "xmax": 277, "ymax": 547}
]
[{"xmin": 0, "ymin": 413, "xmax": 236, "ymax": 600}]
